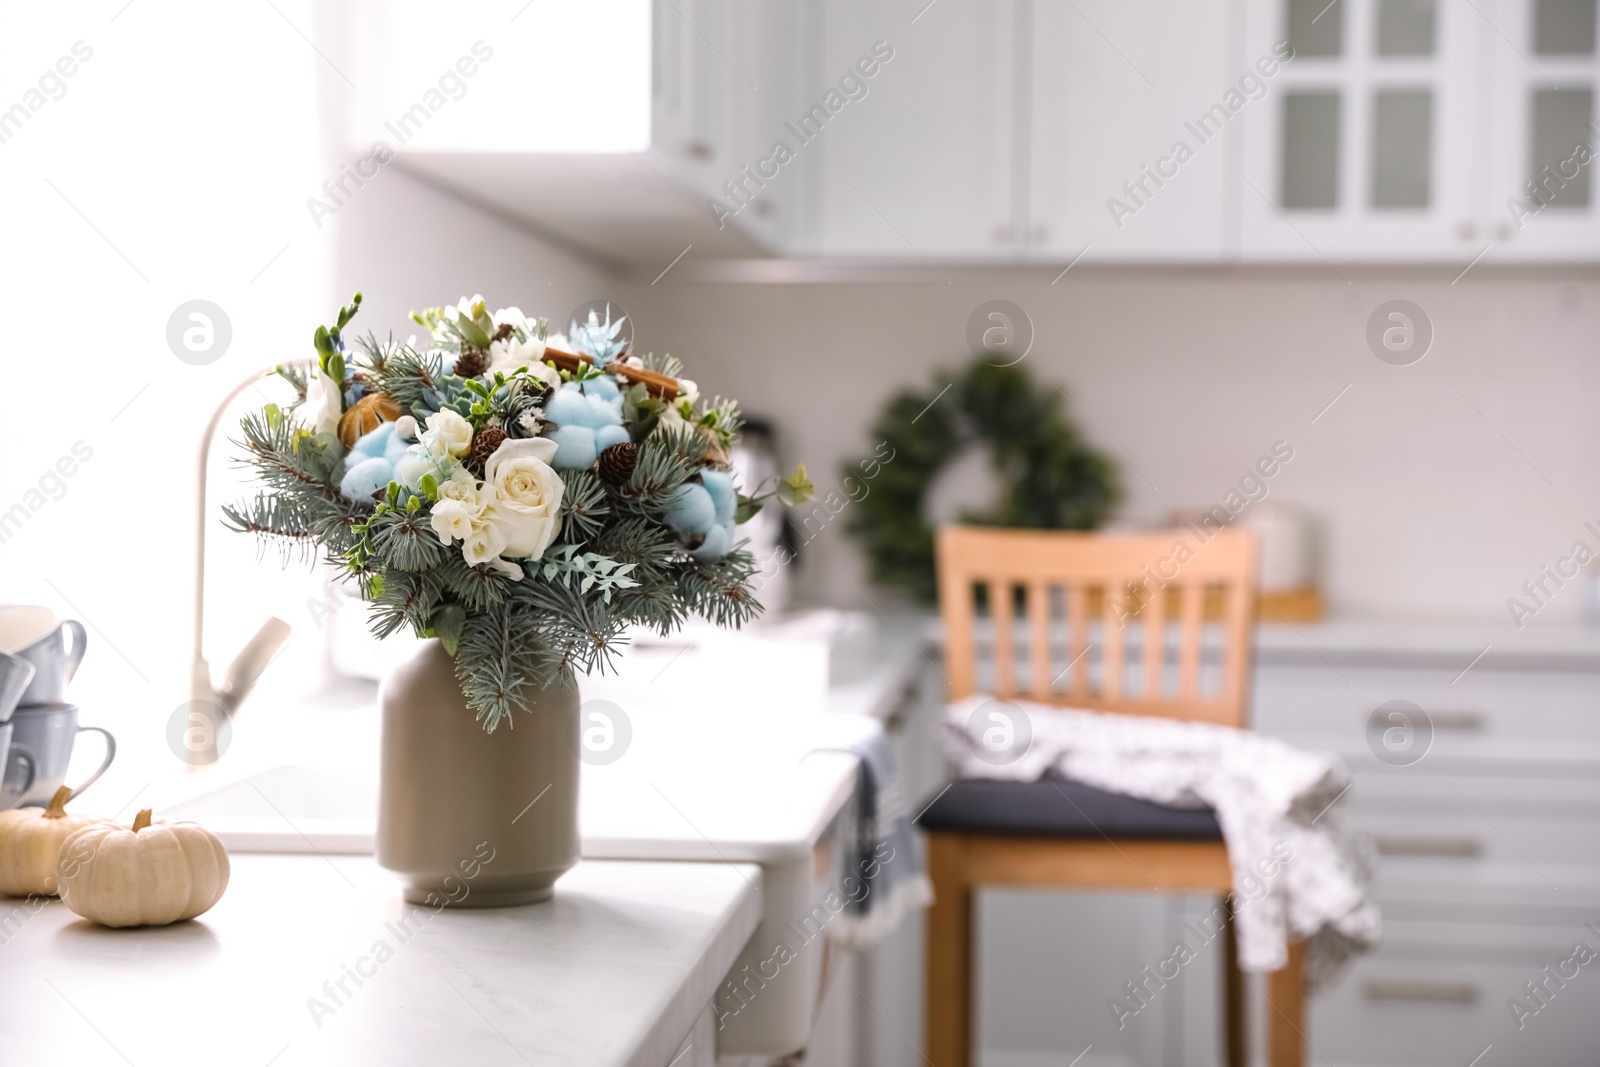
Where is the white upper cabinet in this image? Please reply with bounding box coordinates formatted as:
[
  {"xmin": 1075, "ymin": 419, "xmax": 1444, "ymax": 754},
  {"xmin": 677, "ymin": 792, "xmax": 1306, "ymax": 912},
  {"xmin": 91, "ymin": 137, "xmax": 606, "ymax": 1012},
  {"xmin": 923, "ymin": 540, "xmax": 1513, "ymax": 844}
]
[
  {"xmin": 1028, "ymin": 0, "xmax": 1235, "ymax": 262},
  {"xmin": 1238, "ymin": 0, "xmax": 1598, "ymax": 262},
  {"xmin": 812, "ymin": 0, "xmax": 1019, "ymax": 260},
  {"xmin": 1238, "ymin": 0, "xmax": 1485, "ymax": 260},
  {"xmin": 1484, "ymin": 0, "xmax": 1600, "ymax": 259}
]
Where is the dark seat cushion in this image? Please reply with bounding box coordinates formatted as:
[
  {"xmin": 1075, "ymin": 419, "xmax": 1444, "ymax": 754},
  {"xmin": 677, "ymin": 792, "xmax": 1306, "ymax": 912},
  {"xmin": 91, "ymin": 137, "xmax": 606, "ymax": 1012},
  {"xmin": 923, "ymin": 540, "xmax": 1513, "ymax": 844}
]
[{"xmin": 916, "ymin": 774, "xmax": 1222, "ymax": 840}]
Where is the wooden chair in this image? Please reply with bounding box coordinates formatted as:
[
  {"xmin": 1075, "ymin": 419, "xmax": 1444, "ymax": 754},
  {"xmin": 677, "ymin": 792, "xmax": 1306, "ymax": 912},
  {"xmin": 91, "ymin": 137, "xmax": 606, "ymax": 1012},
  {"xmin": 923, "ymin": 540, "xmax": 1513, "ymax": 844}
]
[{"xmin": 917, "ymin": 525, "xmax": 1307, "ymax": 1067}]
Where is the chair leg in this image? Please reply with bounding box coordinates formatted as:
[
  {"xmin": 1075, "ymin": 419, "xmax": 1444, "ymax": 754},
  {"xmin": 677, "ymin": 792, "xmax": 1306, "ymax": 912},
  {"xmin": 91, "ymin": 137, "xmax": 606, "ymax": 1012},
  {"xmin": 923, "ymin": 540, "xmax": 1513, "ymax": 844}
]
[
  {"xmin": 1266, "ymin": 939, "xmax": 1308, "ymax": 1067},
  {"xmin": 925, "ymin": 834, "xmax": 972, "ymax": 1067},
  {"xmin": 1221, "ymin": 897, "xmax": 1245, "ymax": 1067}
]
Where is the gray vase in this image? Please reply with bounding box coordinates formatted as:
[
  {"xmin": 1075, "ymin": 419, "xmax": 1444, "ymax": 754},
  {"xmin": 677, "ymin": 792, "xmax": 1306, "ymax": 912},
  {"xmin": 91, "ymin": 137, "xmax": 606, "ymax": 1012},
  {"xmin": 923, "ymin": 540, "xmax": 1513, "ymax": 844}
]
[{"xmin": 376, "ymin": 639, "xmax": 579, "ymax": 907}]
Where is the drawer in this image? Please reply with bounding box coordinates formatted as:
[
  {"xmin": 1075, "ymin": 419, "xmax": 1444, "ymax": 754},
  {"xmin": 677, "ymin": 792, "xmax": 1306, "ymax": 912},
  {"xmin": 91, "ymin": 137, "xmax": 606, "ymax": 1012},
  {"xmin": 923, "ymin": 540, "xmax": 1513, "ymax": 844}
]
[
  {"xmin": 1255, "ymin": 664, "xmax": 1600, "ymax": 748},
  {"xmin": 1310, "ymin": 921, "xmax": 1600, "ymax": 1067}
]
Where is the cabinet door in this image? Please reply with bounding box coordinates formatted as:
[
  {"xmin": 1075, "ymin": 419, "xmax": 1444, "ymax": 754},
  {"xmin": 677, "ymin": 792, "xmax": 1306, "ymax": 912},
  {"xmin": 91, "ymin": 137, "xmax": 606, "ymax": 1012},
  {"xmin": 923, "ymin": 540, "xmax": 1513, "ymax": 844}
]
[
  {"xmin": 1028, "ymin": 0, "xmax": 1234, "ymax": 262},
  {"xmin": 1239, "ymin": 0, "xmax": 1484, "ymax": 260},
  {"xmin": 814, "ymin": 0, "xmax": 1020, "ymax": 260},
  {"xmin": 1484, "ymin": 0, "xmax": 1600, "ymax": 259}
]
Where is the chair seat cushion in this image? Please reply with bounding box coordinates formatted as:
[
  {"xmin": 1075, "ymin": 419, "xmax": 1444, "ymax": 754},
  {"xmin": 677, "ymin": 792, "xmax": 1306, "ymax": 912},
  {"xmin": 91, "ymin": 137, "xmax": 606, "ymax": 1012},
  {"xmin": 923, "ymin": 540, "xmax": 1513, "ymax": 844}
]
[{"xmin": 916, "ymin": 774, "xmax": 1222, "ymax": 840}]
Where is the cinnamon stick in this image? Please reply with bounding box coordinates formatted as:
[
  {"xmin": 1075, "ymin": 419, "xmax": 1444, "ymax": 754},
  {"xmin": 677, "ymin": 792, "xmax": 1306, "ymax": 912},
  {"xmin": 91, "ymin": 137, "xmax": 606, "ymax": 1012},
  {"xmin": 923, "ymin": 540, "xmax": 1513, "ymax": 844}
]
[{"xmin": 542, "ymin": 346, "xmax": 679, "ymax": 402}]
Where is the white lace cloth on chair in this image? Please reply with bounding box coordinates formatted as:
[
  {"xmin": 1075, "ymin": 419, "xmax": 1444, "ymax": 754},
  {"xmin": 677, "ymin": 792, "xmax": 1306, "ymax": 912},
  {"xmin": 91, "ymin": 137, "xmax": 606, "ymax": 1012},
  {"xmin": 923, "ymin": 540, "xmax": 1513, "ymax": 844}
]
[{"xmin": 942, "ymin": 695, "xmax": 1380, "ymax": 987}]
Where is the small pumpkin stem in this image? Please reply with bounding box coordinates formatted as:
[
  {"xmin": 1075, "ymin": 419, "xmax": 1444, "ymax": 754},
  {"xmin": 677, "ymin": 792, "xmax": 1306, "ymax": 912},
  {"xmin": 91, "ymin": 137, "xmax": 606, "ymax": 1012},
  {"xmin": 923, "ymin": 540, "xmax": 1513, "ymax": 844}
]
[
  {"xmin": 132, "ymin": 809, "xmax": 153, "ymax": 833},
  {"xmin": 43, "ymin": 786, "xmax": 72, "ymax": 819}
]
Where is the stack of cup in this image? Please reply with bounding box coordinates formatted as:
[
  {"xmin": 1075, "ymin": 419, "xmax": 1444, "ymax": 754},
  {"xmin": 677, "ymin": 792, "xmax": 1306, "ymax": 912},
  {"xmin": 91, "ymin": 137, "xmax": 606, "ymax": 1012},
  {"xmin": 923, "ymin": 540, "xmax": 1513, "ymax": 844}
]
[{"xmin": 0, "ymin": 606, "xmax": 115, "ymax": 810}]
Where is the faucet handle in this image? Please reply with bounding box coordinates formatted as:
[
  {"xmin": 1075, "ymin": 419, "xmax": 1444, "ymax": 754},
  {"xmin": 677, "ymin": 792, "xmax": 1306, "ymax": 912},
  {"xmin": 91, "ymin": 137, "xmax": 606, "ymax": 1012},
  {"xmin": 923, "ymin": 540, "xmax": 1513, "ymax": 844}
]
[{"xmin": 220, "ymin": 617, "xmax": 291, "ymax": 715}]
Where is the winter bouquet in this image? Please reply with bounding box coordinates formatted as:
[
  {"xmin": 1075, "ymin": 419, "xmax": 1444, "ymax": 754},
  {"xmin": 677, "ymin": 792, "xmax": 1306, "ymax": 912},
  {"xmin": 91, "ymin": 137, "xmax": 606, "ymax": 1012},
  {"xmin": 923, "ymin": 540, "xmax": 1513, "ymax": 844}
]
[{"xmin": 227, "ymin": 294, "xmax": 810, "ymax": 730}]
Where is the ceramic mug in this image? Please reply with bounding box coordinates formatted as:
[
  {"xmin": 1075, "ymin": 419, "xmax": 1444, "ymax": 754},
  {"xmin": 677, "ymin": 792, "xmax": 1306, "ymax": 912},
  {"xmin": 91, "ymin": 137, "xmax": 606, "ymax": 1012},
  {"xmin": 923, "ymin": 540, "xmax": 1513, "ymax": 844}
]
[
  {"xmin": 0, "ymin": 724, "xmax": 23, "ymax": 802},
  {"xmin": 0, "ymin": 704, "xmax": 115, "ymax": 810},
  {"xmin": 0, "ymin": 605, "xmax": 87, "ymax": 708},
  {"xmin": 0, "ymin": 650, "xmax": 36, "ymax": 724}
]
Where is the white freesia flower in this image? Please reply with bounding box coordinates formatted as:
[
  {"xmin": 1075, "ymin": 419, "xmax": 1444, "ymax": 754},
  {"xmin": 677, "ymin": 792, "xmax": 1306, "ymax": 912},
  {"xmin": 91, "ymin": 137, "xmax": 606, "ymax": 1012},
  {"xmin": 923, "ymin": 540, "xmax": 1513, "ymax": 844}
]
[
  {"xmin": 461, "ymin": 514, "xmax": 512, "ymax": 569},
  {"xmin": 484, "ymin": 437, "xmax": 564, "ymax": 560},
  {"xmin": 425, "ymin": 410, "xmax": 474, "ymax": 458},
  {"xmin": 297, "ymin": 365, "xmax": 341, "ymax": 437},
  {"xmin": 487, "ymin": 333, "xmax": 549, "ymax": 377},
  {"xmin": 428, "ymin": 499, "xmax": 476, "ymax": 545},
  {"xmin": 492, "ymin": 306, "xmax": 529, "ymax": 332}
]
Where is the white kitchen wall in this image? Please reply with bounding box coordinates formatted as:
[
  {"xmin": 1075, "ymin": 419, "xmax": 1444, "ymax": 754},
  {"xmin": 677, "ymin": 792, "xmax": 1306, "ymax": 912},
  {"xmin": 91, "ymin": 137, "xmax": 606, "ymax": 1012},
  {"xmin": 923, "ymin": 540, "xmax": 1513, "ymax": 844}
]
[{"xmin": 616, "ymin": 266, "xmax": 1600, "ymax": 630}]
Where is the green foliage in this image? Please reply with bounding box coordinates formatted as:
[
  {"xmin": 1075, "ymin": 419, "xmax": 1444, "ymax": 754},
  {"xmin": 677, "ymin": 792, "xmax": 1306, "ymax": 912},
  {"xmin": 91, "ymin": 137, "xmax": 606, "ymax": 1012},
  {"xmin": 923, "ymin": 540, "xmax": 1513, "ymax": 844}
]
[
  {"xmin": 373, "ymin": 345, "xmax": 444, "ymax": 417},
  {"xmin": 843, "ymin": 360, "xmax": 1120, "ymax": 604},
  {"xmin": 537, "ymin": 545, "xmax": 640, "ymax": 602}
]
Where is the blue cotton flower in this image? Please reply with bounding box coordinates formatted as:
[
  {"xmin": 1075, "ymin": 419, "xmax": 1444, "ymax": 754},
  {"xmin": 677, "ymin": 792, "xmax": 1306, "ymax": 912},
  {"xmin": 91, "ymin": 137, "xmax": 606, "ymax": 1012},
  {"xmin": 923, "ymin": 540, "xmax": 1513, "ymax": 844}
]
[
  {"xmin": 544, "ymin": 380, "xmax": 627, "ymax": 470},
  {"xmin": 700, "ymin": 469, "xmax": 737, "ymax": 525},
  {"xmin": 691, "ymin": 520, "xmax": 736, "ymax": 560},
  {"xmin": 338, "ymin": 423, "xmax": 411, "ymax": 500},
  {"xmin": 664, "ymin": 483, "xmax": 715, "ymax": 536}
]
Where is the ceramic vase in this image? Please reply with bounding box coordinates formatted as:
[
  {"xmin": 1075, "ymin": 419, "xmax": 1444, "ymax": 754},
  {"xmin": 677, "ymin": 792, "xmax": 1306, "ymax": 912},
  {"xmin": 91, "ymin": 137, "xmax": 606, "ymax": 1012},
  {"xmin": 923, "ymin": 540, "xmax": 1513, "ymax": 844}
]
[{"xmin": 376, "ymin": 639, "xmax": 579, "ymax": 907}]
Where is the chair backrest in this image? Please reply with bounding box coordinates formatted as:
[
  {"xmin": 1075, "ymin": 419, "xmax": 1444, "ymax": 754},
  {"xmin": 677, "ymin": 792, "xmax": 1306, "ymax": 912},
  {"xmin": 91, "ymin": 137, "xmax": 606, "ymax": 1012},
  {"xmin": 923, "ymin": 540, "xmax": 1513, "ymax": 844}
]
[{"xmin": 936, "ymin": 525, "xmax": 1258, "ymax": 728}]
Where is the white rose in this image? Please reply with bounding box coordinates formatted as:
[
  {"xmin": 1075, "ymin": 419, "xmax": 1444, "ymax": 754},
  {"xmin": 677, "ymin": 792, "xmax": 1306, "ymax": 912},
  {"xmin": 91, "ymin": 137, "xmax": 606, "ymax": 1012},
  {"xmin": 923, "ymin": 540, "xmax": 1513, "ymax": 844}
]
[
  {"xmin": 436, "ymin": 465, "xmax": 491, "ymax": 519},
  {"xmin": 484, "ymin": 437, "xmax": 564, "ymax": 559},
  {"xmin": 429, "ymin": 499, "xmax": 475, "ymax": 545},
  {"xmin": 297, "ymin": 366, "xmax": 341, "ymax": 437},
  {"xmin": 425, "ymin": 410, "xmax": 473, "ymax": 458}
]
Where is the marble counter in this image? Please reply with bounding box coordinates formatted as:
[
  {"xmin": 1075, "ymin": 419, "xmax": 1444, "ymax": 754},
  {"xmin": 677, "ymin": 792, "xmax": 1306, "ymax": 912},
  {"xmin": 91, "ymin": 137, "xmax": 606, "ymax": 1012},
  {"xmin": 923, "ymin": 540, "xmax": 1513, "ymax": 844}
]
[{"xmin": 0, "ymin": 854, "xmax": 761, "ymax": 1067}]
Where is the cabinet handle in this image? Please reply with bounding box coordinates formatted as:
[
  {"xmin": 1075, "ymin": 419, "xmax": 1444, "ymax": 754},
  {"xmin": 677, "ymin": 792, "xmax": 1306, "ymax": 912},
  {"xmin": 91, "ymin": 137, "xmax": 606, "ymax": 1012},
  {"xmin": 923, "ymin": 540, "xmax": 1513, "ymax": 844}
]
[
  {"xmin": 1455, "ymin": 221, "xmax": 1476, "ymax": 242},
  {"xmin": 685, "ymin": 140, "xmax": 713, "ymax": 161},
  {"xmin": 1373, "ymin": 834, "xmax": 1482, "ymax": 857},
  {"xmin": 994, "ymin": 225, "xmax": 1014, "ymax": 244},
  {"xmin": 1363, "ymin": 978, "xmax": 1480, "ymax": 1003},
  {"xmin": 1029, "ymin": 224, "xmax": 1048, "ymax": 244}
]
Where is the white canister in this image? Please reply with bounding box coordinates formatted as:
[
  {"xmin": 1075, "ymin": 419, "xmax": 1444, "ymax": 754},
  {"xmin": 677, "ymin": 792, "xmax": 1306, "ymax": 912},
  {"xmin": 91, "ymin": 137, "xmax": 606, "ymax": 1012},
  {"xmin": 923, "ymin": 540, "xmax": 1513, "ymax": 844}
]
[{"xmin": 1242, "ymin": 503, "xmax": 1314, "ymax": 591}]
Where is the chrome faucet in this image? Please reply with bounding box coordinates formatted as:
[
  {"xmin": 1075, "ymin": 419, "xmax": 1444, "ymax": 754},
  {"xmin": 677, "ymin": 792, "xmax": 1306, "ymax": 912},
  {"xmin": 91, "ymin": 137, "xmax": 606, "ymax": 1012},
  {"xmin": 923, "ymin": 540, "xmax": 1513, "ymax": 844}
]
[{"xmin": 192, "ymin": 366, "xmax": 302, "ymax": 718}]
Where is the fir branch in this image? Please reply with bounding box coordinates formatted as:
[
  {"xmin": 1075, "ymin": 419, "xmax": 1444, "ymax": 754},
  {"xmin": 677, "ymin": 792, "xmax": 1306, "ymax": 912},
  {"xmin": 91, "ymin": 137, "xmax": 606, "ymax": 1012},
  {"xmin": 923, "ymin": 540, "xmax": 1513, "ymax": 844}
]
[
  {"xmin": 221, "ymin": 494, "xmax": 319, "ymax": 565},
  {"xmin": 366, "ymin": 507, "xmax": 444, "ymax": 572},
  {"xmin": 368, "ymin": 570, "xmax": 442, "ymax": 639},
  {"xmin": 559, "ymin": 469, "xmax": 610, "ymax": 541},
  {"xmin": 454, "ymin": 604, "xmax": 547, "ymax": 732},
  {"xmin": 374, "ymin": 345, "xmax": 444, "ymax": 415},
  {"xmin": 640, "ymin": 351, "xmax": 684, "ymax": 379},
  {"xmin": 435, "ymin": 554, "xmax": 510, "ymax": 612},
  {"xmin": 616, "ymin": 422, "xmax": 699, "ymax": 512},
  {"xmin": 675, "ymin": 548, "xmax": 761, "ymax": 629}
]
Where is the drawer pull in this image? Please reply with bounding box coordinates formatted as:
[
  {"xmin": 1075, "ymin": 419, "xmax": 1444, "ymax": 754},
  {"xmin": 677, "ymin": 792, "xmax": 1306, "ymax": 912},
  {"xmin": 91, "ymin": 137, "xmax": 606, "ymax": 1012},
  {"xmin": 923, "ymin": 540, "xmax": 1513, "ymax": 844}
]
[
  {"xmin": 1430, "ymin": 711, "xmax": 1485, "ymax": 731},
  {"xmin": 1363, "ymin": 978, "xmax": 1480, "ymax": 1003},
  {"xmin": 1374, "ymin": 835, "xmax": 1482, "ymax": 857}
]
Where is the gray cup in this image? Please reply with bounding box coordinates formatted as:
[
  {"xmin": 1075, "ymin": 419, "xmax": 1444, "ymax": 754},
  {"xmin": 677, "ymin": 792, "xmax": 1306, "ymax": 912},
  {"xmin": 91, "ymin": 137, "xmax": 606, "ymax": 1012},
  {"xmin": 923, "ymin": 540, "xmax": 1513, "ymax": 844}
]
[
  {"xmin": 0, "ymin": 704, "xmax": 115, "ymax": 810},
  {"xmin": 1, "ymin": 611, "xmax": 86, "ymax": 708},
  {"xmin": 0, "ymin": 650, "xmax": 35, "ymax": 724}
]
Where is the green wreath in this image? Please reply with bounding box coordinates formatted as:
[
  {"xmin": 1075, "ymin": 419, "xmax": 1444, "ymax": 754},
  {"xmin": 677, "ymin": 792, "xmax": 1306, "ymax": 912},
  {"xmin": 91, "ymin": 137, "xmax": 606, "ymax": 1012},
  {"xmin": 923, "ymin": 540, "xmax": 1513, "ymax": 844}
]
[{"xmin": 843, "ymin": 360, "xmax": 1120, "ymax": 603}]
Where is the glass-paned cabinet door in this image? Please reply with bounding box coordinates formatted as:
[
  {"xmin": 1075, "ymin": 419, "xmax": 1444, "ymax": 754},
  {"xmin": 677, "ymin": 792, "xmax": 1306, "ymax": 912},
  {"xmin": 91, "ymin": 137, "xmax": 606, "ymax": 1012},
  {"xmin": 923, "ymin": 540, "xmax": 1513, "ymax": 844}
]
[
  {"xmin": 1239, "ymin": 0, "xmax": 1483, "ymax": 260},
  {"xmin": 1485, "ymin": 0, "xmax": 1600, "ymax": 259}
]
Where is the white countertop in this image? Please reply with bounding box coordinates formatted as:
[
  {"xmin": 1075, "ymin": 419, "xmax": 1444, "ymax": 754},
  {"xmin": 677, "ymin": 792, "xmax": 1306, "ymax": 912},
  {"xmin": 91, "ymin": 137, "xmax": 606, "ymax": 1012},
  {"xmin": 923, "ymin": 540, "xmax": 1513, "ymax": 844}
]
[
  {"xmin": 0, "ymin": 855, "xmax": 761, "ymax": 1067},
  {"xmin": 1254, "ymin": 618, "xmax": 1600, "ymax": 670}
]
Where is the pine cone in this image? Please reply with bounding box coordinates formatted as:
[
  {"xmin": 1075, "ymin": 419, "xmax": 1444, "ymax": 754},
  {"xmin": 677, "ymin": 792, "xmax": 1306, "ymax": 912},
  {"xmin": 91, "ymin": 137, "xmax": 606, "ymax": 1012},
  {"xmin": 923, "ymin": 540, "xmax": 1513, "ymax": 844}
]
[
  {"xmin": 492, "ymin": 322, "xmax": 515, "ymax": 343},
  {"xmin": 469, "ymin": 428, "xmax": 507, "ymax": 474},
  {"xmin": 597, "ymin": 441, "xmax": 639, "ymax": 485},
  {"xmin": 453, "ymin": 346, "xmax": 488, "ymax": 380}
]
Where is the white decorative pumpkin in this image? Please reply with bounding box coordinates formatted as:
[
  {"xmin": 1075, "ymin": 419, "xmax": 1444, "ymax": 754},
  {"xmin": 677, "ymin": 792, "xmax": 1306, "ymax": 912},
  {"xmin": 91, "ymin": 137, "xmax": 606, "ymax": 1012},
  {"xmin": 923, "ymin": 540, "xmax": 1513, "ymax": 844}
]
[
  {"xmin": 56, "ymin": 808, "xmax": 230, "ymax": 927},
  {"xmin": 0, "ymin": 786, "xmax": 109, "ymax": 896}
]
